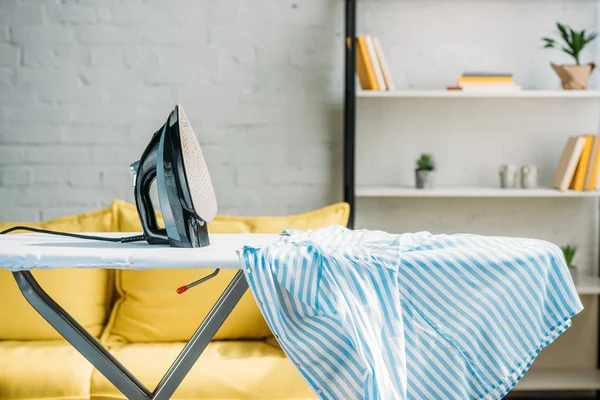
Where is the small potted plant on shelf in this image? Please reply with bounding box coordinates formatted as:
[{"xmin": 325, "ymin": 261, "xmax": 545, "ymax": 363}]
[
  {"xmin": 415, "ymin": 153, "xmax": 436, "ymax": 189},
  {"xmin": 561, "ymin": 245, "xmax": 578, "ymax": 283},
  {"xmin": 542, "ymin": 23, "xmax": 597, "ymax": 90}
]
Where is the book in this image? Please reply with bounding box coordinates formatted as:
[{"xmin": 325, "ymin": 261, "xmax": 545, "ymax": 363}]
[
  {"xmin": 462, "ymin": 72, "xmax": 513, "ymax": 77},
  {"xmin": 459, "ymin": 84, "xmax": 521, "ymax": 92},
  {"xmin": 569, "ymin": 135, "xmax": 594, "ymax": 191},
  {"xmin": 458, "ymin": 76, "xmax": 514, "ymax": 84},
  {"xmin": 585, "ymin": 135, "xmax": 600, "ymax": 190},
  {"xmin": 356, "ymin": 36, "xmax": 378, "ymax": 90},
  {"xmin": 552, "ymin": 136, "xmax": 586, "ymax": 191},
  {"xmin": 373, "ymin": 36, "xmax": 395, "ymax": 91},
  {"xmin": 365, "ymin": 36, "xmax": 386, "ymax": 90}
]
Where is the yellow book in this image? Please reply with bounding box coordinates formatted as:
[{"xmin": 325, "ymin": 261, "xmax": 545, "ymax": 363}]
[
  {"xmin": 458, "ymin": 76, "xmax": 514, "ymax": 84},
  {"xmin": 356, "ymin": 36, "xmax": 379, "ymax": 90},
  {"xmin": 585, "ymin": 135, "xmax": 600, "ymax": 190},
  {"xmin": 570, "ymin": 135, "xmax": 594, "ymax": 190}
]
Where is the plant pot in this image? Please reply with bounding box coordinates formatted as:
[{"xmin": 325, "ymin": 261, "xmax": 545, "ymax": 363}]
[
  {"xmin": 551, "ymin": 63, "xmax": 596, "ymax": 90},
  {"xmin": 415, "ymin": 170, "xmax": 435, "ymax": 189}
]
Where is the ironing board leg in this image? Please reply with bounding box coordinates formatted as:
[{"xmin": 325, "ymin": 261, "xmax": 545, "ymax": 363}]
[
  {"xmin": 12, "ymin": 270, "xmax": 249, "ymax": 400},
  {"xmin": 152, "ymin": 270, "xmax": 248, "ymax": 400},
  {"xmin": 12, "ymin": 270, "xmax": 152, "ymax": 400}
]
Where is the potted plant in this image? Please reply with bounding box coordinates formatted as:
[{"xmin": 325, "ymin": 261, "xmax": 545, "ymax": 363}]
[
  {"xmin": 561, "ymin": 245, "xmax": 578, "ymax": 283},
  {"xmin": 415, "ymin": 153, "xmax": 436, "ymax": 189},
  {"xmin": 542, "ymin": 23, "xmax": 597, "ymax": 90}
]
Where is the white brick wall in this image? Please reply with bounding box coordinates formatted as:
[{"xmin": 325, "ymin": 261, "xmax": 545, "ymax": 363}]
[{"xmin": 0, "ymin": 0, "xmax": 344, "ymax": 221}]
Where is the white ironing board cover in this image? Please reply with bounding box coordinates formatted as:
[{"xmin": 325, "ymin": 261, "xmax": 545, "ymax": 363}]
[{"xmin": 0, "ymin": 233, "xmax": 278, "ymax": 271}]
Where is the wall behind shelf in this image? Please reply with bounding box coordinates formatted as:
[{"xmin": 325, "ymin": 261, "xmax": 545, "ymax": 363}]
[
  {"xmin": 356, "ymin": 0, "xmax": 600, "ymax": 275},
  {"xmin": 359, "ymin": 0, "xmax": 599, "ymax": 90}
]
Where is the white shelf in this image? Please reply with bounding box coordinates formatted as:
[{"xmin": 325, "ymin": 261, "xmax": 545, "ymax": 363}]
[
  {"xmin": 575, "ymin": 275, "xmax": 600, "ymax": 295},
  {"xmin": 514, "ymin": 368, "xmax": 600, "ymax": 391},
  {"xmin": 357, "ymin": 90, "xmax": 600, "ymax": 98},
  {"xmin": 356, "ymin": 186, "xmax": 600, "ymax": 198}
]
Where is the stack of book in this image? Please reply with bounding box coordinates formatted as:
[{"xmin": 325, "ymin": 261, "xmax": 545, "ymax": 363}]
[
  {"xmin": 454, "ymin": 73, "xmax": 521, "ymax": 92},
  {"xmin": 553, "ymin": 135, "xmax": 600, "ymax": 191},
  {"xmin": 355, "ymin": 35, "xmax": 395, "ymax": 91}
]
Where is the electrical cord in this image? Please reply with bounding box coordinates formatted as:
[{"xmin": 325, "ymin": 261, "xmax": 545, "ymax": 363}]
[{"xmin": 0, "ymin": 226, "xmax": 146, "ymax": 243}]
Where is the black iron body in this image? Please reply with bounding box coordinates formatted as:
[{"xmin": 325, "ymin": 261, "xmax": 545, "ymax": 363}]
[{"xmin": 133, "ymin": 106, "xmax": 210, "ymax": 248}]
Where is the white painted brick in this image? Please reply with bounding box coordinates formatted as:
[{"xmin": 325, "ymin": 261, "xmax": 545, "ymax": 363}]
[
  {"xmin": 90, "ymin": 145, "xmax": 142, "ymax": 165},
  {"xmin": 0, "ymin": 124, "xmax": 63, "ymax": 144},
  {"xmin": 228, "ymin": 144, "xmax": 287, "ymax": 165},
  {"xmin": 22, "ymin": 46, "xmax": 89, "ymax": 67},
  {"xmin": 1, "ymin": 167, "xmax": 31, "ymax": 187},
  {"xmin": 0, "ymin": 146, "xmax": 26, "ymax": 164},
  {"xmin": 23, "ymin": 146, "xmax": 92, "ymax": 165},
  {"xmin": 75, "ymin": 26, "xmax": 137, "ymax": 45},
  {"xmin": 101, "ymin": 169, "xmax": 132, "ymax": 189},
  {"xmin": 79, "ymin": 66, "xmax": 141, "ymax": 86},
  {"xmin": 109, "ymin": 1, "xmax": 208, "ymax": 26},
  {"xmin": 69, "ymin": 167, "xmax": 103, "ymax": 187},
  {"xmin": 140, "ymin": 66, "xmax": 198, "ymax": 86},
  {"xmin": 36, "ymin": 84, "xmax": 109, "ymax": 105},
  {"xmin": 32, "ymin": 166, "xmax": 68, "ymax": 185},
  {"xmin": 12, "ymin": 26, "xmax": 74, "ymax": 45},
  {"xmin": 68, "ymin": 105, "xmax": 137, "ymax": 127},
  {"xmin": 235, "ymin": 166, "xmax": 268, "ymax": 187},
  {"xmin": 268, "ymin": 167, "xmax": 330, "ymax": 185},
  {"xmin": 0, "ymin": 44, "xmax": 18, "ymax": 66},
  {"xmin": 18, "ymin": 187, "xmax": 113, "ymax": 208},
  {"xmin": 90, "ymin": 46, "xmax": 124, "ymax": 67},
  {"xmin": 0, "ymin": 2, "xmax": 44, "ymax": 25},
  {"xmin": 0, "ymin": 67, "xmax": 15, "ymax": 83},
  {"xmin": 32, "ymin": 165, "xmax": 103, "ymax": 188},
  {"xmin": 123, "ymin": 47, "xmax": 161, "ymax": 67},
  {"xmin": 63, "ymin": 125, "xmax": 132, "ymax": 144},
  {"xmin": 1, "ymin": 104, "xmax": 70, "ymax": 125},
  {"xmin": 45, "ymin": 4, "xmax": 98, "ymax": 24},
  {"xmin": 0, "ymin": 82, "xmax": 36, "ymax": 105},
  {"xmin": 14, "ymin": 67, "xmax": 82, "ymax": 88},
  {"xmin": 0, "ymin": 208, "xmax": 42, "ymax": 222},
  {"xmin": 138, "ymin": 26, "xmax": 208, "ymax": 45}
]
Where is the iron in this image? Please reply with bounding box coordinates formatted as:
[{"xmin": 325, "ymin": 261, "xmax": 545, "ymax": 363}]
[{"xmin": 130, "ymin": 104, "xmax": 217, "ymax": 248}]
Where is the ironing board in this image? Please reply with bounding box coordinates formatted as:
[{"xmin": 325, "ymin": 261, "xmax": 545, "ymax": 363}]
[{"xmin": 1, "ymin": 232, "xmax": 278, "ymax": 400}]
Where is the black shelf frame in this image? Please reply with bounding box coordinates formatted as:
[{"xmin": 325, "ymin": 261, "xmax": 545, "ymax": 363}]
[{"xmin": 343, "ymin": 0, "xmax": 357, "ymax": 229}]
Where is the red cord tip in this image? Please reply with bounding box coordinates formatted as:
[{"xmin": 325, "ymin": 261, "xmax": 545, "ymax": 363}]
[{"xmin": 177, "ymin": 286, "xmax": 187, "ymax": 294}]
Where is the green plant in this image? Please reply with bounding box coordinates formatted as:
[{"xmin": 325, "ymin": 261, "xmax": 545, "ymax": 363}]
[
  {"xmin": 416, "ymin": 153, "xmax": 435, "ymax": 171},
  {"xmin": 542, "ymin": 23, "xmax": 597, "ymax": 65},
  {"xmin": 561, "ymin": 245, "xmax": 577, "ymax": 267}
]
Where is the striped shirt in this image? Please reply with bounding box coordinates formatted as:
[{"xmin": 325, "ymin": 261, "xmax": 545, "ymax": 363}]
[{"xmin": 239, "ymin": 226, "xmax": 583, "ymax": 399}]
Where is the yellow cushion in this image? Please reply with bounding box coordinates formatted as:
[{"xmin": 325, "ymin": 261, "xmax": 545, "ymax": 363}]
[
  {"xmin": 0, "ymin": 340, "xmax": 95, "ymax": 400},
  {"xmin": 214, "ymin": 203, "xmax": 350, "ymax": 233},
  {"xmin": 0, "ymin": 206, "xmax": 115, "ymax": 340},
  {"xmin": 104, "ymin": 202, "xmax": 349, "ymax": 343},
  {"xmin": 90, "ymin": 341, "xmax": 316, "ymax": 400}
]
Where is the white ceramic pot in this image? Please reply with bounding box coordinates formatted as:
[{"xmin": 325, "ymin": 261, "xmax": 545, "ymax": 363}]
[{"xmin": 416, "ymin": 170, "xmax": 435, "ymax": 189}]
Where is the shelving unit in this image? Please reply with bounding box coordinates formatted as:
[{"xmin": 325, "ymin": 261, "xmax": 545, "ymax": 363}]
[
  {"xmin": 342, "ymin": 0, "xmax": 600, "ymax": 396},
  {"xmin": 357, "ymin": 186, "xmax": 600, "ymax": 198},
  {"xmin": 357, "ymin": 90, "xmax": 600, "ymax": 99}
]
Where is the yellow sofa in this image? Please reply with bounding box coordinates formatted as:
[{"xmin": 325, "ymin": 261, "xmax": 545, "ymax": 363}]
[{"xmin": 0, "ymin": 200, "xmax": 350, "ymax": 400}]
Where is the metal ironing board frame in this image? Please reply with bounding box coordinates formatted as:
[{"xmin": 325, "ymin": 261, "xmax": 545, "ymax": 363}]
[{"xmin": 12, "ymin": 269, "xmax": 248, "ymax": 400}]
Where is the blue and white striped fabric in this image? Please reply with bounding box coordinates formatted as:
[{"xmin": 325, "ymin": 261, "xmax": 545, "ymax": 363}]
[{"xmin": 239, "ymin": 226, "xmax": 583, "ymax": 400}]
